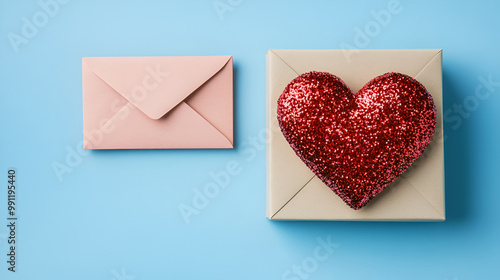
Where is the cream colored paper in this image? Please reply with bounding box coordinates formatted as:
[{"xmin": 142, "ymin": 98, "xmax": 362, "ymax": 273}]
[{"xmin": 266, "ymin": 49, "xmax": 444, "ymax": 220}]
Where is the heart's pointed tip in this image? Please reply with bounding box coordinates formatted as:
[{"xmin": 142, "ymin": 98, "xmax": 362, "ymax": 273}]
[
  {"xmin": 332, "ymin": 187, "xmax": 371, "ymax": 210},
  {"xmin": 345, "ymin": 198, "xmax": 369, "ymax": 210}
]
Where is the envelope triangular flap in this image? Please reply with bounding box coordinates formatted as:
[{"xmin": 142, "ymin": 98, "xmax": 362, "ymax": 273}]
[
  {"xmin": 271, "ymin": 49, "xmax": 441, "ymax": 91},
  {"xmin": 272, "ymin": 176, "xmax": 445, "ymax": 220},
  {"xmin": 403, "ymin": 50, "xmax": 445, "ymax": 215},
  {"xmin": 83, "ymin": 56, "xmax": 232, "ymax": 120},
  {"xmin": 266, "ymin": 50, "xmax": 318, "ymax": 218}
]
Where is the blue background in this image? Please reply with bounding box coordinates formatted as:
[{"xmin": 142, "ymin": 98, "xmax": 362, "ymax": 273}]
[{"xmin": 1, "ymin": 0, "xmax": 499, "ymax": 279}]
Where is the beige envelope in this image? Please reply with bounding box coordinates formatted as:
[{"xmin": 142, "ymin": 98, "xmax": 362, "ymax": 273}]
[{"xmin": 266, "ymin": 49, "xmax": 445, "ymax": 221}]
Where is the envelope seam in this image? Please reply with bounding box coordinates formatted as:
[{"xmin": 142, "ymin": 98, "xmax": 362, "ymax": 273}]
[
  {"xmin": 96, "ymin": 103, "xmax": 134, "ymax": 134},
  {"xmin": 414, "ymin": 50, "xmax": 442, "ymax": 79},
  {"xmin": 412, "ymin": 49, "xmax": 444, "ymax": 218},
  {"xmin": 183, "ymin": 102, "xmax": 233, "ymax": 146},
  {"xmin": 86, "ymin": 65, "xmax": 133, "ymax": 112},
  {"xmin": 401, "ymin": 176, "xmax": 444, "ymax": 217},
  {"xmin": 269, "ymin": 50, "xmax": 300, "ymax": 76},
  {"xmin": 84, "ymin": 63, "xmax": 130, "ymax": 133},
  {"xmin": 271, "ymin": 175, "xmax": 316, "ymax": 219}
]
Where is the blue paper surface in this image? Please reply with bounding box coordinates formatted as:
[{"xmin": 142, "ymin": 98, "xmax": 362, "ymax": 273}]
[{"xmin": 0, "ymin": 0, "xmax": 499, "ymax": 279}]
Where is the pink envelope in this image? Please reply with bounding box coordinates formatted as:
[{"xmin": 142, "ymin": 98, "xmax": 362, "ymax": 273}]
[{"xmin": 82, "ymin": 56, "xmax": 233, "ymax": 149}]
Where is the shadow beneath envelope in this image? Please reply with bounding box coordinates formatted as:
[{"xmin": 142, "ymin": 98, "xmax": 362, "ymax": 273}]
[
  {"xmin": 87, "ymin": 140, "xmax": 236, "ymax": 159},
  {"xmin": 232, "ymin": 60, "xmax": 240, "ymax": 149},
  {"xmin": 439, "ymin": 66, "xmax": 474, "ymax": 225}
]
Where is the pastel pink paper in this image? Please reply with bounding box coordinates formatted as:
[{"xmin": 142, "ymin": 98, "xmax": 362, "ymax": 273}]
[{"xmin": 82, "ymin": 56, "xmax": 233, "ymax": 149}]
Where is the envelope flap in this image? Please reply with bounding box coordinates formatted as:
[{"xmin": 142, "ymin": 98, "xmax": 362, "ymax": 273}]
[
  {"xmin": 266, "ymin": 50, "xmax": 319, "ymax": 217},
  {"xmin": 83, "ymin": 56, "xmax": 232, "ymax": 119},
  {"xmin": 271, "ymin": 176, "xmax": 445, "ymax": 220},
  {"xmin": 270, "ymin": 49, "xmax": 441, "ymax": 91}
]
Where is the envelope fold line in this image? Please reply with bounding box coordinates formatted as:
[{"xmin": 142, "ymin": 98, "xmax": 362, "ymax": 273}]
[
  {"xmin": 84, "ymin": 60, "xmax": 162, "ymax": 119},
  {"xmin": 183, "ymin": 102, "xmax": 233, "ymax": 146},
  {"xmin": 82, "ymin": 60, "xmax": 133, "ymax": 137},
  {"xmin": 271, "ymin": 174, "xmax": 316, "ymax": 219},
  {"xmin": 97, "ymin": 102, "xmax": 134, "ymax": 136},
  {"xmin": 414, "ymin": 50, "xmax": 442, "ymax": 79},
  {"xmin": 400, "ymin": 176, "xmax": 444, "ymax": 217},
  {"xmin": 154, "ymin": 57, "xmax": 232, "ymax": 119},
  {"xmin": 85, "ymin": 74, "xmax": 136, "ymax": 133},
  {"xmin": 269, "ymin": 50, "xmax": 300, "ymax": 76},
  {"xmin": 88, "ymin": 64, "xmax": 135, "ymax": 108}
]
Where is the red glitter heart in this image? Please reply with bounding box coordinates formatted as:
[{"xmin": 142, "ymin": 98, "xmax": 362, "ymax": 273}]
[{"xmin": 277, "ymin": 72, "xmax": 436, "ymax": 210}]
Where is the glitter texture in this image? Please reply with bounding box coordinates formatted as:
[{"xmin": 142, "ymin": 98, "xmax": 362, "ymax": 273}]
[{"xmin": 277, "ymin": 72, "xmax": 436, "ymax": 210}]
